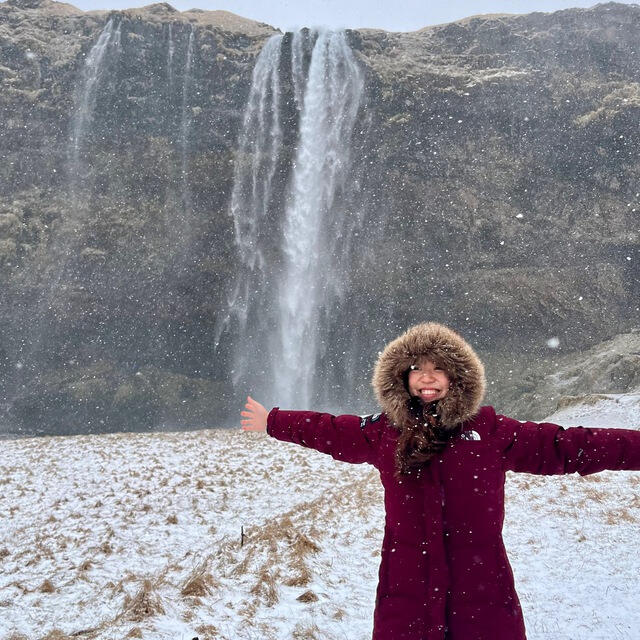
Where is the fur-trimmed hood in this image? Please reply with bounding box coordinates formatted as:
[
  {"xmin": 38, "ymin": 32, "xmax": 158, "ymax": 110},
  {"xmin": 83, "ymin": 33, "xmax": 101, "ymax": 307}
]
[{"xmin": 372, "ymin": 323, "xmax": 486, "ymax": 429}]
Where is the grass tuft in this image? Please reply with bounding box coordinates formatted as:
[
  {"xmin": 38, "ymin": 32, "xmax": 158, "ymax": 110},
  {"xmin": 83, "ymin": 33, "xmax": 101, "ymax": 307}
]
[
  {"xmin": 39, "ymin": 579, "xmax": 55, "ymax": 593},
  {"xmin": 195, "ymin": 623, "xmax": 219, "ymax": 638},
  {"xmin": 250, "ymin": 569, "xmax": 279, "ymax": 606},
  {"xmin": 181, "ymin": 560, "xmax": 216, "ymax": 597},
  {"xmin": 296, "ymin": 589, "xmax": 319, "ymax": 603},
  {"xmin": 41, "ymin": 631, "xmax": 70, "ymax": 640},
  {"xmin": 122, "ymin": 579, "xmax": 165, "ymax": 622}
]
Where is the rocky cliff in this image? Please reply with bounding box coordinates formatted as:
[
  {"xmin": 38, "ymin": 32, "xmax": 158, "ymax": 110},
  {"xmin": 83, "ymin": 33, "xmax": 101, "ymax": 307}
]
[{"xmin": 0, "ymin": 0, "xmax": 638, "ymax": 435}]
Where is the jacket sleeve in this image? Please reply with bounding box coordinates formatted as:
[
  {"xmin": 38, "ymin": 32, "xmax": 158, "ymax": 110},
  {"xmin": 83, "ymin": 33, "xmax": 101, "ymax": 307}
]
[
  {"xmin": 266, "ymin": 408, "xmax": 383, "ymax": 466},
  {"xmin": 495, "ymin": 413, "xmax": 640, "ymax": 476}
]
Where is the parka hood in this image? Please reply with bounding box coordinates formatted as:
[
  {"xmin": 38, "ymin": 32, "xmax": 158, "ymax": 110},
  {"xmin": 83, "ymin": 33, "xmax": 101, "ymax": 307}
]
[{"xmin": 372, "ymin": 323, "xmax": 486, "ymax": 429}]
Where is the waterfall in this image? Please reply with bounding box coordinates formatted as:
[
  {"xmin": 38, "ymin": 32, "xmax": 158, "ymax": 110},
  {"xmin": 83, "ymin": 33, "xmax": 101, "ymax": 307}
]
[
  {"xmin": 167, "ymin": 23, "xmax": 175, "ymax": 94},
  {"xmin": 291, "ymin": 29, "xmax": 310, "ymax": 110},
  {"xmin": 275, "ymin": 30, "xmax": 363, "ymax": 408},
  {"xmin": 57, "ymin": 17, "xmax": 121, "ymax": 306},
  {"xmin": 223, "ymin": 30, "xmax": 363, "ymax": 410},
  {"xmin": 180, "ymin": 25, "xmax": 195, "ymax": 218},
  {"xmin": 229, "ymin": 34, "xmax": 283, "ymax": 271},
  {"xmin": 63, "ymin": 16, "xmax": 120, "ymax": 276},
  {"xmin": 70, "ymin": 18, "xmax": 120, "ymax": 169},
  {"xmin": 214, "ymin": 34, "xmax": 284, "ymax": 365}
]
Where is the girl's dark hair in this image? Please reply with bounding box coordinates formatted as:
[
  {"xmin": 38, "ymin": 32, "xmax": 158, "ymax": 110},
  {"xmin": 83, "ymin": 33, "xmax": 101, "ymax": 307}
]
[{"xmin": 395, "ymin": 395, "xmax": 458, "ymax": 477}]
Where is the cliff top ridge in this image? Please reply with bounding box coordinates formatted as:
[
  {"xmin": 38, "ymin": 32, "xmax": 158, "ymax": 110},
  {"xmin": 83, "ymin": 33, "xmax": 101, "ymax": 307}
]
[{"xmin": 1, "ymin": 0, "xmax": 276, "ymax": 35}]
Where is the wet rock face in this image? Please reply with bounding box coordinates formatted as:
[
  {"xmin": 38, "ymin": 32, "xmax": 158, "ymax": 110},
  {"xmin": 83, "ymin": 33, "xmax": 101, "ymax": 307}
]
[
  {"xmin": 345, "ymin": 3, "xmax": 639, "ymax": 352},
  {"xmin": 0, "ymin": 1, "xmax": 638, "ymax": 435}
]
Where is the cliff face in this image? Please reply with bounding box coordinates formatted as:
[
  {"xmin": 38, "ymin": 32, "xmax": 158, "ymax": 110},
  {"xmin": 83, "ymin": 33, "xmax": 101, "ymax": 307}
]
[
  {"xmin": 351, "ymin": 6, "xmax": 639, "ymax": 334},
  {"xmin": 0, "ymin": 0, "xmax": 638, "ymax": 435}
]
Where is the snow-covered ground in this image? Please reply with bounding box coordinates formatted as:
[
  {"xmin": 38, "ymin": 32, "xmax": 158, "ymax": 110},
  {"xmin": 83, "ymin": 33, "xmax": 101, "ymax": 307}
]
[{"xmin": 1, "ymin": 395, "xmax": 639, "ymax": 640}]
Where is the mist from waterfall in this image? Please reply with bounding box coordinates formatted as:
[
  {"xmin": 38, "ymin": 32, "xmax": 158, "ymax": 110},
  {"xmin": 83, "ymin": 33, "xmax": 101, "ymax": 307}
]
[
  {"xmin": 214, "ymin": 34, "xmax": 284, "ymax": 372},
  {"xmin": 1, "ymin": 18, "xmax": 122, "ymax": 428},
  {"xmin": 224, "ymin": 29, "xmax": 363, "ymax": 410}
]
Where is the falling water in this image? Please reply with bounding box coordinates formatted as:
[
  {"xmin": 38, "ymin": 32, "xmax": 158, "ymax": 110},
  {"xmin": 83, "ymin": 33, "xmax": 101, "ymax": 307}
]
[
  {"xmin": 291, "ymin": 29, "xmax": 311, "ymax": 110},
  {"xmin": 180, "ymin": 25, "xmax": 195, "ymax": 219},
  {"xmin": 214, "ymin": 34, "xmax": 284, "ymax": 355},
  {"xmin": 223, "ymin": 30, "xmax": 363, "ymax": 409},
  {"xmin": 63, "ymin": 17, "xmax": 120, "ymax": 278},
  {"xmin": 70, "ymin": 18, "xmax": 120, "ymax": 170},
  {"xmin": 53, "ymin": 17, "xmax": 121, "ymax": 310},
  {"xmin": 167, "ymin": 23, "xmax": 175, "ymax": 94},
  {"xmin": 275, "ymin": 30, "xmax": 363, "ymax": 408}
]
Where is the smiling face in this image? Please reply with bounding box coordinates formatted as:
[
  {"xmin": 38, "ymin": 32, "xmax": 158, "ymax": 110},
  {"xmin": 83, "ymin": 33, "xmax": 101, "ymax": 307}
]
[{"xmin": 407, "ymin": 358, "xmax": 450, "ymax": 403}]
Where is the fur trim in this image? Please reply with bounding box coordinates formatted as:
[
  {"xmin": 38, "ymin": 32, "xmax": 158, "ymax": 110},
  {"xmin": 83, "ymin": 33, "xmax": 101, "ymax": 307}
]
[{"xmin": 372, "ymin": 323, "xmax": 486, "ymax": 429}]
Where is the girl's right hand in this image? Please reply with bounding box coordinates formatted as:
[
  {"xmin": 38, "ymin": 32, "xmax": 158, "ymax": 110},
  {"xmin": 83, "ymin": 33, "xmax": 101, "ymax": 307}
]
[{"xmin": 240, "ymin": 396, "xmax": 268, "ymax": 432}]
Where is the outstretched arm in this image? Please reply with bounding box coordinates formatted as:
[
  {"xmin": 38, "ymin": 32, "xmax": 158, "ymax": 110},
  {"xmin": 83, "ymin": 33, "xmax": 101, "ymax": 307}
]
[
  {"xmin": 495, "ymin": 412, "xmax": 640, "ymax": 476},
  {"xmin": 267, "ymin": 408, "xmax": 383, "ymax": 466},
  {"xmin": 241, "ymin": 397, "xmax": 383, "ymax": 466}
]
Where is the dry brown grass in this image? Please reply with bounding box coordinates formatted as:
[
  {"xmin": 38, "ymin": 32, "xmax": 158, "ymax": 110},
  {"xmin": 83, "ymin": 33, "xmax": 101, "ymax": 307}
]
[
  {"xmin": 100, "ymin": 541, "xmax": 113, "ymax": 555},
  {"xmin": 0, "ymin": 547, "xmax": 9, "ymax": 559},
  {"xmin": 181, "ymin": 559, "xmax": 217, "ymax": 597},
  {"xmin": 121, "ymin": 579, "xmax": 165, "ymax": 622},
  {"xmin": 39, "ymin": 579, "xmax": 55, "ymax": 593},
  {"xmin": 292, "ymin": 532, "xmax": 321, "ymax": 555},
  {"xmin": 296, "ymin": 589, "xmax": 319, "ymax": 603},
  {"xmin": 605, "ymin": 508, "xmax": 637, "ymax": 524},
  {"xmin": 41, "ymin": 631, "xmax": 71, "ymax": 640},
  {"xmin": 126, "ymin": 627, "xmax": 143, "ymax": 638},
  {"xmin": 7, "ymin": 580, "xmax": 30, "ymax": 594},
  {"xmin": 292, "ymin": 622, "xmax": 322, "ymax": 639},
  {"xmin": 228, "ymin": 499, "xmax": 326, "ymax": 605},
  {"xmin": 166, "ymin": 514, "xmax": 178, "ymax": 525},
  {"xmin": 78, "ymin": 559, "xmax": 92, "ymax": 572},
  {"xmin": 250, "ymin": 569, "xmax": 280, "ymax": 606},
  {"xmin": 195, "ymin": 623, "xmax": 219, "ymax": 638},
  {"xmin": 584, "ymin": 488, "xmax": 608, "ymax": 503},
  {"xmin": 283, "ymin": 565, "xmax": 312, "ymax": 587}
]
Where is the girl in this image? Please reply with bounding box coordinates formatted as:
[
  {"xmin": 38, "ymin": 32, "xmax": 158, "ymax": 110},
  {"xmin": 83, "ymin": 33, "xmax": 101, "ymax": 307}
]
[{"xmin": 240, "ymin": 322, "xmax": 640, "ymax": 640}]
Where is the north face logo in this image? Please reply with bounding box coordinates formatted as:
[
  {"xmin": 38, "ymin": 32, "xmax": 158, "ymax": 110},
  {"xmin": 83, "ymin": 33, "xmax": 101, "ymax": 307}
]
[{"xmin": 360, "ymin": 413, "xmax": 382, "ymax": 429}]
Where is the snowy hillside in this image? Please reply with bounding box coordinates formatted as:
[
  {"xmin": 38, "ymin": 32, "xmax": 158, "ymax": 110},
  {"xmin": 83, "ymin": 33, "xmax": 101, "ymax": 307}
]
[{"xmin": 1, "ymin": 395, "xmax": 639, "ymax": 640}]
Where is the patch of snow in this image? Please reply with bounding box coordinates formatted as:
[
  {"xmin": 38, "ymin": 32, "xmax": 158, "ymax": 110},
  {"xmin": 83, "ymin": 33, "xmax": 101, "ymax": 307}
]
[{"xmin": 1, "ymin": 394, "xmax": 638, "ymax": 638}]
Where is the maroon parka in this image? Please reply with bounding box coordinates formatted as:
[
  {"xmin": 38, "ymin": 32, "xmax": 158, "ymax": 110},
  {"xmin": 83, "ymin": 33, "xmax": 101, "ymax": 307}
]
[
  {"xmin": 265, "ymin": 323, "xmax": 640, "ymax": 640},
  {"xmin": 267, "ymin": 406, "xmax": 640, "ymax": 640}
]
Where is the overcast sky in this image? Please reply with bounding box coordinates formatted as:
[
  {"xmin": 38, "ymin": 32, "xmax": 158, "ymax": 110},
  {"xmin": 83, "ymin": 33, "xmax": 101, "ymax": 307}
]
[{"xmin": 58, "ymin": 0, "xmax": 640, "ymax": 32}]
